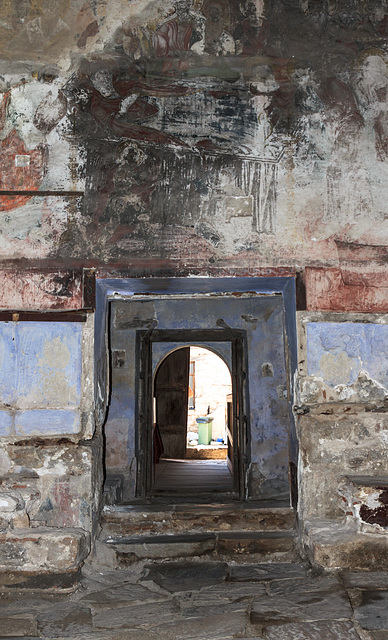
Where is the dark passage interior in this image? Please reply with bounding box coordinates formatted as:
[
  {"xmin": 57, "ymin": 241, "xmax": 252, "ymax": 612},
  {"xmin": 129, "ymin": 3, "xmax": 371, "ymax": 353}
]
[{"xmin": 152, "ymin": 346, "xmax": 233, "ymax": 495}]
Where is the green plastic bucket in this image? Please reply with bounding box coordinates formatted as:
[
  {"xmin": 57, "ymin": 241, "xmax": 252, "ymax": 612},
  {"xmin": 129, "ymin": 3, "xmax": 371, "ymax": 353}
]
[{"xmin": 196, "ymin": 417, "xmax": 214, "ymax": 445}]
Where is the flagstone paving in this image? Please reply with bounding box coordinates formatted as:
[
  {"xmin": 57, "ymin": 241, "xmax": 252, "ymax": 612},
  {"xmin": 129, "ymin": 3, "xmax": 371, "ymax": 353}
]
[{"xmin": 1, "ymin": 561, "xmax": 388, "ymax": 639}]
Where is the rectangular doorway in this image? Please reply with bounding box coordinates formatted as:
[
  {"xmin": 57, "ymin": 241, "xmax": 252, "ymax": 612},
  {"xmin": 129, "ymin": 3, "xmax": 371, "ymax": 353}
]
[{"xmin": 103, "ymin": 280, "xmax": 296, "ymax": 505}]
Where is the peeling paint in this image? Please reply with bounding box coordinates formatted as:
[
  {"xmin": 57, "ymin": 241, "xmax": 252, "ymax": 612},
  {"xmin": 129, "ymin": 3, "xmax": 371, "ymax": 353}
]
[{"xmin": 339, "ymin": 476, "xmax": 388, "ymax": 532}]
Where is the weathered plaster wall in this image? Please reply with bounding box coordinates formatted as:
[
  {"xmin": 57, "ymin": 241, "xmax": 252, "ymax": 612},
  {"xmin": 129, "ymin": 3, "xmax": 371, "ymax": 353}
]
[
  {"xmin": 0, "ymin": 0, "xmax": 387, "ymax": 283},
  {"xmin": 296, "ymin": 312, "xmax": 388, "ymax": 525},
  {"xmin": 186, "ymin": 346, "xmax": 232, "ymax": 437},
  {"xmin": 0, "ymin": 440, "xmax": 100, "ymax": 532},
  {"xmin": 107, "ymin": 294, "xmax": 289, "ymax": 499}
]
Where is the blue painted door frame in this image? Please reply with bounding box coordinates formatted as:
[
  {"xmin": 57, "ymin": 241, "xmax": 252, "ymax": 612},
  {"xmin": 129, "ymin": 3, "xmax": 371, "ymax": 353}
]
[{"xmin": 96, "ymin": 277, "xmax": 298, "ymax": 503}]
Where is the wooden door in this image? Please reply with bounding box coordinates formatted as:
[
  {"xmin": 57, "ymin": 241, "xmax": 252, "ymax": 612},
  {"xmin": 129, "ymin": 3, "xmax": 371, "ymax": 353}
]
[
  {"xmin": 232, "ymin": 333, "xmax": 248, "ymax": 498},
  {"xmin": 154, "ymin": 348, "xmax": 190, "ymax": 459},
  {"xmin": 226, "ymin": 393, "xmax": 233, "ymax": 476}
]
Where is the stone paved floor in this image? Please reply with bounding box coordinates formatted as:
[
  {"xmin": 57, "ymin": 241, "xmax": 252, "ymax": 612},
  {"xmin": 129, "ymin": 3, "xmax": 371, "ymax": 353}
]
[{"xmin": 1, "ymin": 558, "xmax": 388, "ymax": 639}]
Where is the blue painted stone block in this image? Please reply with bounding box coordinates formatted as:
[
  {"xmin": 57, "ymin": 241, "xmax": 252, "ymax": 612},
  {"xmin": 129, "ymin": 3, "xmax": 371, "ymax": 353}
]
[
  {"xmin": 0, "ymin": 411, "xmax": 13, "ymax": 436},
  {"xmin": 307, "ymin": 323, "xmax": 388, "ymax": 388},
  {"xmin": 15, "ymin": 410, "xmax": 80, "ymax": 436},
  {"xmin": 0, "ymin": 322, "xmax": 83, "ymax": 437}
]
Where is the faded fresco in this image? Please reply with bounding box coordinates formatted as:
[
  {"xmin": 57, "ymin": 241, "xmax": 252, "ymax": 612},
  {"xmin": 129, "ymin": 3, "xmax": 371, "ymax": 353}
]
[{"xmin": 0, "ymin": 0, "xmax": 387, "ymax": 270}]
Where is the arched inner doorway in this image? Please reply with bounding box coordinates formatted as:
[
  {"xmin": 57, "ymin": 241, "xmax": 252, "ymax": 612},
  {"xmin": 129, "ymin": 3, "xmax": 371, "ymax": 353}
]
[{"xmin": 152, "ymin": 346, "xmax": 233, "ymax": 495}]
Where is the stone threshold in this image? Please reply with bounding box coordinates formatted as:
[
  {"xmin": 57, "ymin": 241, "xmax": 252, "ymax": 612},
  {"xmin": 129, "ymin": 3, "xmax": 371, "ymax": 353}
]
[
  {"xmin": 104, "ymin": 529, "xmax": 297, "ymax": 562},
  {"xmin": 101, "ymin": 500, "xmax": 295, "ymax": 537},
  {"xmin": 107, "ymin": 498, "xmax": 292, "ymax": 512},
  {"xmin": 105, "ymin": 530, "xmax": 295, "ymax": 545}
]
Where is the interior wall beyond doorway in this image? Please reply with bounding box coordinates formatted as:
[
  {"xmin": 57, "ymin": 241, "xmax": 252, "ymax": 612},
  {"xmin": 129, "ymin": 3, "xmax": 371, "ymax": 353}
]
[{"xmin": 187, "ymin": 346, "xmax": 232, "ymax": 442}]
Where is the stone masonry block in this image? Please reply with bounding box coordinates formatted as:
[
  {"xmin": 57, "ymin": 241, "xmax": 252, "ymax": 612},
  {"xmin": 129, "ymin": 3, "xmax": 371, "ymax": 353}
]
[{"xmin": 0, "ymin": 527, "xmax": 90, "ymax": 573}]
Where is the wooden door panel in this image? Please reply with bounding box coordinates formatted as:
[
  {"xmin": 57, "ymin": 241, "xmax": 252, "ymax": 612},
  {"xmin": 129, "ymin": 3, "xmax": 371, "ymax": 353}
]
[
  {"xmin": 226, "ymin": 393, "xmax": 233, "ymax": 476},
  {"xmin": 154, "ymin": 348, "xmax": 190, "ymax": 459}
]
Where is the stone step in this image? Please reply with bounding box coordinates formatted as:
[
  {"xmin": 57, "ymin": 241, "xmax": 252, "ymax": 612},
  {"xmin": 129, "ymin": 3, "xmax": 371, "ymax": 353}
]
[
  {"xmin": 102, "ymin": 530, "xmax": 297, "ymax": 563},
  {"xmin": 303, "ymin": 518, "xmax": 388, "ymax": 570},
  {"xmin": 101, "ymin": 501, "xmax": 295, "ymax": 538}
]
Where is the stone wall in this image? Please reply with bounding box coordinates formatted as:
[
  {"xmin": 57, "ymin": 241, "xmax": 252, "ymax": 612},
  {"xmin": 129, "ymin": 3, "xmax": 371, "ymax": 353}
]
[
  {"xmin": 0, "ymin": 314, "xmax": 101, "ymax": 575},
  {"xmin": 0, "ymin": 0, "xmax": 387, "ymax": 571},
  {"xmin": 296, "ymin": 312, "xmax": 388, "ymax": 529}
]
